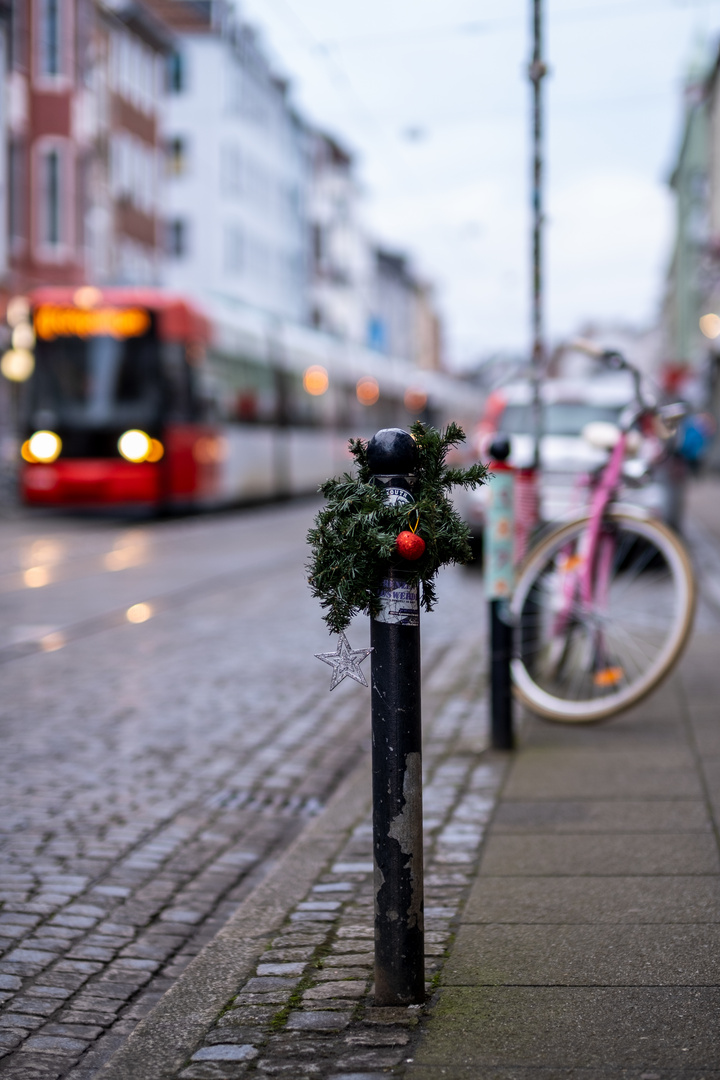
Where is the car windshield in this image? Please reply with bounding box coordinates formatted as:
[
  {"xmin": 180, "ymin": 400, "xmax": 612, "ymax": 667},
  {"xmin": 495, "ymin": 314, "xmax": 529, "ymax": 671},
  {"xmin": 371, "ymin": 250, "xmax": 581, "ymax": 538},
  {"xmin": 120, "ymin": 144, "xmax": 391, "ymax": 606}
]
[{"xmin": 498, "ymin": 402, "xmax": 622, "ymax": 436}]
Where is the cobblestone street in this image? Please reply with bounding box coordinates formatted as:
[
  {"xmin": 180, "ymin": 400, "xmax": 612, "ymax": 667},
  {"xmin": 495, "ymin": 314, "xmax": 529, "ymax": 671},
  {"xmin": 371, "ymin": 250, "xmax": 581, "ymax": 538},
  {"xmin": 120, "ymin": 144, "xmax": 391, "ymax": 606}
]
[{"xmin": 0, "ymin": 501, "xmax": 488, "ymax": 1078}]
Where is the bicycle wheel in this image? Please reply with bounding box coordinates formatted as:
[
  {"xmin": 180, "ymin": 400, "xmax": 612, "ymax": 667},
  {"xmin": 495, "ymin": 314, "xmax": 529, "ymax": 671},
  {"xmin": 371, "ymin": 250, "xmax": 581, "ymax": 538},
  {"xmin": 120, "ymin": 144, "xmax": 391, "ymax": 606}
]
[{"xmin": 509, "ymin": 507, "xmax": 696, "ymax": 722}]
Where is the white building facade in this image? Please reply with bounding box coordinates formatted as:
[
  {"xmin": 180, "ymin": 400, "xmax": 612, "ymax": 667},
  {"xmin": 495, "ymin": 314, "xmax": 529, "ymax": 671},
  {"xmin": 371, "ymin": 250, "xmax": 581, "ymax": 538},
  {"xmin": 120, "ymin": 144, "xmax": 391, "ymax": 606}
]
[
  {"xmin": 307, "ymin": 131, "xmax": 373, "ymax": 344},
  {"xmin": 157, "ymin": 3, "xmax": 309, "ymax": 323}
]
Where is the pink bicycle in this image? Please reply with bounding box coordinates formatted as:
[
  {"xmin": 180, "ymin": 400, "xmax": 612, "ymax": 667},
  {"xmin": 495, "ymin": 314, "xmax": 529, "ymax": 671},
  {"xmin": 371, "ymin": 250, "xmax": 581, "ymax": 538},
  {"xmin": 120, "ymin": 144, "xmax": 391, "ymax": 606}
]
[{"xmin": 509, "ymin": 343, "xmax": 696, "ymax": 722}]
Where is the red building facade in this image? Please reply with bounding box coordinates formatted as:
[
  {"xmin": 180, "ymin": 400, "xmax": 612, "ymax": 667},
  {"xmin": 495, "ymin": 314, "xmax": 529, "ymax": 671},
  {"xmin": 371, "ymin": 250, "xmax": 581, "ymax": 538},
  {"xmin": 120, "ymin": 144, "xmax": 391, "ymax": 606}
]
[{"xmin": 5, "ymin": 0, "xmax": 172, "ymax": 298}]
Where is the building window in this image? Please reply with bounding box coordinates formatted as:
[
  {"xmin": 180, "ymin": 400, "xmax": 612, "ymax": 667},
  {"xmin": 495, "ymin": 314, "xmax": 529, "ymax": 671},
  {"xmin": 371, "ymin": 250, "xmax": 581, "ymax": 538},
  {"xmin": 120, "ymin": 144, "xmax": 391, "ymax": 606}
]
[
  {"xmin": 220, "ymin": 145, "xmax": 242, "ymax": 198},
  {"xmin": 167, "ymin": 51, "xmax": 184, "ymax": 93},
  {"xmin": 11, "ymin": 0, "xmax": 29, "ymax": 72},
  {"xmin": 167, "ymin": 219, "xmax": 187, "ymax": 257},
  {"xmin": 44, "ymin": 148, "xmax": 60, "ymax": 245},
  {"xmin": 8, "ymin": 140, "xmax": 26, "ymax": 248},
  {"xmin": 167, "ymin": 137, "xmax": 187, "ymax": 176},
  {"xmin": 35, "ymin": 140, "xmax": 72, "ymax": 257},
  {"xmin": 37, "ymin": 0, "xmax": 64, "ymax": 78},
  {"xmin": 224, "ymin": 226, "xmax": 243, "ymax": 275},
  {"xmin": 312, "ymin": 223, "xmax": 323, "ymax": 266}
]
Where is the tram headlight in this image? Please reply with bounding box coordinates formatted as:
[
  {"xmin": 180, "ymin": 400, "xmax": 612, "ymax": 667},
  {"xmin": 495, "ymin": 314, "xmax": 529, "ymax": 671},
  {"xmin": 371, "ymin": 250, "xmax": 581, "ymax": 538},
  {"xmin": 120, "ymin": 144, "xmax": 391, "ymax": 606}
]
[
  {"xmin": 118, "ymin": 429, "xmax": 151, "ymax": 463},
  {"xmin": 28, "ymin": 431, "xmax": 62, "ymax": 463}
]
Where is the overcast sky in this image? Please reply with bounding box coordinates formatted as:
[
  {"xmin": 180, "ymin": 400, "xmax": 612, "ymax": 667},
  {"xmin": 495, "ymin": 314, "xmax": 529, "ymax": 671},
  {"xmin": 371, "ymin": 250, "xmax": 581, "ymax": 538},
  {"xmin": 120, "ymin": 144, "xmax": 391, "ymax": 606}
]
[{"xmin": 237, "ymin": 0, "xmax": 720, "ymax": 367}]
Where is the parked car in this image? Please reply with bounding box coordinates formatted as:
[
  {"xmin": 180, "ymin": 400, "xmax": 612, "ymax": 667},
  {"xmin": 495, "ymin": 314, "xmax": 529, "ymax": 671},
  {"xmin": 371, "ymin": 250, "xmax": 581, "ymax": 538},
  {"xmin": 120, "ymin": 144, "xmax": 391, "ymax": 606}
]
[{"xmin": 458, "ymin": 375, "xmax": 672, "ymax": 552}]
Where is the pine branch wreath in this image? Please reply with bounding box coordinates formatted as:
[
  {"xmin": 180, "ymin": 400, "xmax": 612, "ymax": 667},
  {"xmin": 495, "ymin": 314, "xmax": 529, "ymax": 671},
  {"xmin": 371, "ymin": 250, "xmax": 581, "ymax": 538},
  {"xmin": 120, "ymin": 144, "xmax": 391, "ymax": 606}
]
[{"xmin": 306, "ymin": 421, "xmax": 488, "ymax": 634}]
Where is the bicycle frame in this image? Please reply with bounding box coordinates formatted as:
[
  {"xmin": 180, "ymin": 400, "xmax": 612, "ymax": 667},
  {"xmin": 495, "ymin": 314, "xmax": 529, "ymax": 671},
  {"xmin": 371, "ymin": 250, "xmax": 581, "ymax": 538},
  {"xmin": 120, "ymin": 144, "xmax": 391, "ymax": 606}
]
[{"xmin": 553, "ymin": 431, "xmax": 628, "ymax": 649}]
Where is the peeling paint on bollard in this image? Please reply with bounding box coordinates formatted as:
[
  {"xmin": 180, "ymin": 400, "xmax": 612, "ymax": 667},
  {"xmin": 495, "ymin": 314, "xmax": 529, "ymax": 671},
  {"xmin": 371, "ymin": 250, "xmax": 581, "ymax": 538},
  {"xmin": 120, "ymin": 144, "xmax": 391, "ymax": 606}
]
[{"xmin": 388, "ymin": 752, "xmax": 424, "ymax": 933}]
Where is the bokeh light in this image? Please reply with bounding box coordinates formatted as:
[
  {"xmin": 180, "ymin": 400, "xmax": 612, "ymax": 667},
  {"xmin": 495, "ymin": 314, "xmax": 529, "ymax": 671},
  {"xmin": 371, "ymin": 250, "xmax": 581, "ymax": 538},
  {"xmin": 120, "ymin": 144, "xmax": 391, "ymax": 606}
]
[
  {"xmin": 303, "ymin": 365, "xmax": 329, "ymax": 395},
  {"xmin": 126, "ymin": 602, "xmax": 153, "ymax": 623},
  {"xmin": 356, "ymin": 376, "xmax": 380, "ymax": 406},
  {"xmin": 28, "ymin": 431, "xmax": 61, "ymax": 463},
  {"xmin": 699, "ymin": 313, "xmax": 720, "ymax": 339},
  {"xmin": 73, "ymin": 286, "xmax": 103, "ymax": 309},
  {"xmin": 404, "ymin": 387, "xmax": 428, "ymax": 412},
  {"xmin": 24, "ymin": 566, "xmax": 51, "ymax": 588},
  {"xmin": 6, "ymin": 296, "xmax": 29, "ymax": 327},
  {"xmin": 118, "ymin": 430, "xmax": 151, "ymax": 462},
  {"xmin": 1, "ymin": 348, "xmax": 35, "ymax": 382}
]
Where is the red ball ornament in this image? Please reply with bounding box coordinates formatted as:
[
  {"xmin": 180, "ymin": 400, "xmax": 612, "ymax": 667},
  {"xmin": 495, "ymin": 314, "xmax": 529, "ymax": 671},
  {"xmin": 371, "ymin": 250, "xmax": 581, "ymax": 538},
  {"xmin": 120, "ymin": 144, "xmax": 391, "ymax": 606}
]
[{"xmin": 396, "ymin": 530, "xmax": 426, "ymax": 560}]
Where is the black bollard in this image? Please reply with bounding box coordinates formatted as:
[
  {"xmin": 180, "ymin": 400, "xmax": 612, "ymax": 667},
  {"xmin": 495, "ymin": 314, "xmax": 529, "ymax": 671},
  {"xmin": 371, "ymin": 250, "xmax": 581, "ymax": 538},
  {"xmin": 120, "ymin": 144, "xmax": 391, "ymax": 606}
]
[
  {"xmin": 367, "ymin": 428, "xmax": 425, "ymax": 1006},
  {"xmin": 487, "ymin": 438, "xmax": 515, "ymax": 751}
]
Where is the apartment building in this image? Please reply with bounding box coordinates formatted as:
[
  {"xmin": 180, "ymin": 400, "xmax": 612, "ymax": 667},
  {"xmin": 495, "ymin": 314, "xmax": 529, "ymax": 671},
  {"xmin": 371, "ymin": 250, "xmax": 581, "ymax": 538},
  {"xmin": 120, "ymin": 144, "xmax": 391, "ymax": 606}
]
[
  {"xmin": 4, "ymin": 0, "xmax": 171, "ymax": 295},
  {"xmin": 148, "ymin": 0, "xmax": 309, "ymax": 323}
]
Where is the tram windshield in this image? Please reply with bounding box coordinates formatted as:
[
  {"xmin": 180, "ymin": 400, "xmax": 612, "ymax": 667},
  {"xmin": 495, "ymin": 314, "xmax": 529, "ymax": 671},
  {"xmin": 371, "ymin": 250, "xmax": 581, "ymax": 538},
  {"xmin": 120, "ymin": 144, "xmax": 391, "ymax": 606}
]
[{"xmin": 30, "ymin": 334, "xmax": 162, "ymax": 430}]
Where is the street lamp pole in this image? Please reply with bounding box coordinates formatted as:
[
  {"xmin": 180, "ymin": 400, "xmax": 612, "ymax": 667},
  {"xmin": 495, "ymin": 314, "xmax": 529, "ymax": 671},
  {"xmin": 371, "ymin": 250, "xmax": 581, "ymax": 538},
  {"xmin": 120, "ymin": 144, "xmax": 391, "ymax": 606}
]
[{"xmin": 529, "ymin": 0, "xmax": 546, "ymax": 472}]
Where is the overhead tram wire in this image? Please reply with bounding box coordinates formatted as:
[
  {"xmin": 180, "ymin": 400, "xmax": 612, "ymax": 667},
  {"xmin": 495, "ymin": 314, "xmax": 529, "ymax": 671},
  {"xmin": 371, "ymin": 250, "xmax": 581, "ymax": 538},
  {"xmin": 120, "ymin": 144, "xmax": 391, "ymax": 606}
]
[
  {"xmin": 316, "ymin": 0, "xmax": 720, "ymax": 54},
  {"xmin": 257, "ymin": 0, "xmax": 390, "ymax": 142}
]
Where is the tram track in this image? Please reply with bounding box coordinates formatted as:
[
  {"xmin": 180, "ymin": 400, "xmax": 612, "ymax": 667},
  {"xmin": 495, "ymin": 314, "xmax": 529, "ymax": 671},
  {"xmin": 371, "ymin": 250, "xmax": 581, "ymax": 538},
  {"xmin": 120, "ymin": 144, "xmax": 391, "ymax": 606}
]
[{"xmin": 0, "ymin": 545, "xmax": 302, "ymax": 664}]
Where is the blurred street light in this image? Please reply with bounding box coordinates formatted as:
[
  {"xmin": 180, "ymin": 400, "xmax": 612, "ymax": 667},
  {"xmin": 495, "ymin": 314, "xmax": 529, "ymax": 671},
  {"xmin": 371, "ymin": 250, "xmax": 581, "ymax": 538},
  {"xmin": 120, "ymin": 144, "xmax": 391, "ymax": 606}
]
[{"xmin": 1, "ymin": 348, "xmax": 35, "ymax": 383}]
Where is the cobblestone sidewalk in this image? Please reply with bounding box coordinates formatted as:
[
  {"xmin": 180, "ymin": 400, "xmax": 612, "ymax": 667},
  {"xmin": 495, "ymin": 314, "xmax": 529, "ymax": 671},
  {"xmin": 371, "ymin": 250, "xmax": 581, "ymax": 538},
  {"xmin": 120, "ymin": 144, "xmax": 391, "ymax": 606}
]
[
  {"xmin": 0, "ymin": 600, "xmax": 493, "ymax": 1080},
  {"xmin": 93, "ymin": 641, "xmax": 500, "ymax": 1080}
]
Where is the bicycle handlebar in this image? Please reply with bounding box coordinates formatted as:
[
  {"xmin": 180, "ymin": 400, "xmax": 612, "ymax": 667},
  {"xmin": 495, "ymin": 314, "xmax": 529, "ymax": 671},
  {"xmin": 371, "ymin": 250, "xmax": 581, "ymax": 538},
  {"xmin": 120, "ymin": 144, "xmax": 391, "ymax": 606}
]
[{"xmin": 569, "ymin": 338, "xmax": 648, "ymax": 412}]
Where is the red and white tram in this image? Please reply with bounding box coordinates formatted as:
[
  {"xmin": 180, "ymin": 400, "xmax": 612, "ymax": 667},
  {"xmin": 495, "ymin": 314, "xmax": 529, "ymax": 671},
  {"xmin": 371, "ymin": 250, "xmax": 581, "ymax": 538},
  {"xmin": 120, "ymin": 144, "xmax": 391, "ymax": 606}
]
[{"xmin": 16, "ymin": 286, "xmax": 482, "ymax": 511}]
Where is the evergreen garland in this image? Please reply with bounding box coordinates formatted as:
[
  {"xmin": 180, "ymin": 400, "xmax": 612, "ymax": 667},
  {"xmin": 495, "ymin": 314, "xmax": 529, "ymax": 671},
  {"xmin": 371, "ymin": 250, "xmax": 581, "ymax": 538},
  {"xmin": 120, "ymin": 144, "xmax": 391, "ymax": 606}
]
[{"xmin": 307, "ymin": 422, "xmax": 488, "ymax": 634}]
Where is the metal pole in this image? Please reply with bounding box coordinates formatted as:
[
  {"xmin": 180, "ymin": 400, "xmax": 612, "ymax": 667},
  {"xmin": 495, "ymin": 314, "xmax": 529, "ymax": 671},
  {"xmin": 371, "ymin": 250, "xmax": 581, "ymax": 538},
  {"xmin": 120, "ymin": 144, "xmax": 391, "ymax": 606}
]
[
  {"xmin": 486, "ymin": 438, "xmax": 515, "ymax": 751},
  {"xmin": 490, "ymin": 600, "xmax": 514, "ymax": 750},
  {"xmin": 529, "ymin": 0, "xmax": 546, "ymax": 474},
  {"xmin": 367, "ymin": 428, "xmax": 425, "ymax": 1006}
]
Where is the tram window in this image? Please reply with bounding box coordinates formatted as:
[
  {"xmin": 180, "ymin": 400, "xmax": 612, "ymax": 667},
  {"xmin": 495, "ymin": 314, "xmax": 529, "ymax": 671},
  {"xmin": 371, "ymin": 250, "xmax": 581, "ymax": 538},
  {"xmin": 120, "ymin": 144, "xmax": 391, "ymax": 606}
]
[
  {"xmin": 208, "ymin": 353, "xmax": 278, "ymax": 424},
  {"xmin": 31, "ymin": 335, "xmax": 160, "ymax": 427},
  {"xmin": 161, "ymin": 342, "xmax": 193, "ymax": 421}
]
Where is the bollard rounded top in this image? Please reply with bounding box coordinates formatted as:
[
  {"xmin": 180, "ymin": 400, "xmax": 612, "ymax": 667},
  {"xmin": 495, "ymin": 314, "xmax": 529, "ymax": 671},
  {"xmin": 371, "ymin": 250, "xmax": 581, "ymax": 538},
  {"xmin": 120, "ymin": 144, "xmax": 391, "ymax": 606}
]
[
  {"xmin": 488, "ymin": 436, "xmax": 511, "ymax": 462},
  {"xmin": 367, "ymin": 428, "xmax": 418, "ymax": 474}
]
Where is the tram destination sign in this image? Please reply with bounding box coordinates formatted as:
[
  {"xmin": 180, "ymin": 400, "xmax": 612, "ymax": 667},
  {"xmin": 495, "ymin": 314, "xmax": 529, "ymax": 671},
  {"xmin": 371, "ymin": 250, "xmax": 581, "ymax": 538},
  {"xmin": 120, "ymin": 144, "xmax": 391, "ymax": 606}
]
[{"xmin": 34, "ymin": 305, "xmax": 152, "ymax": 341}]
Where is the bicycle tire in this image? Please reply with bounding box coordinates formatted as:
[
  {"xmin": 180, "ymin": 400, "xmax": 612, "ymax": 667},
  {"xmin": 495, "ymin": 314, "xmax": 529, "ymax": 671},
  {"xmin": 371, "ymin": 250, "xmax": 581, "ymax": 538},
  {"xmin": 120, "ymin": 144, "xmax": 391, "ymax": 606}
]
[{"xmin": 509, "ymin": 506, "xmax": 696, "ymax": 722}]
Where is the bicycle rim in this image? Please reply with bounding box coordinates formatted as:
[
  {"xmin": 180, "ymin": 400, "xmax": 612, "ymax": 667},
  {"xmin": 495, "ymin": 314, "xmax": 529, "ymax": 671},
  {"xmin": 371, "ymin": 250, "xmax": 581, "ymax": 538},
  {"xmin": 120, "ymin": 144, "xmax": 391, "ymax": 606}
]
[{"xmin": 509, "ymin": 509, "xmax": 696, "ymax": 722}]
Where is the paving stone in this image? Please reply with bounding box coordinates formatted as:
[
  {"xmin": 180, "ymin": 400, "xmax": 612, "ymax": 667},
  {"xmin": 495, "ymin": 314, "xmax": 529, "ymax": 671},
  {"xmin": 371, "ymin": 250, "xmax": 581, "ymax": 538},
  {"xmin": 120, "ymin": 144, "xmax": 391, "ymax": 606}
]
[
  {"xmin": 179, "ymin": 1064, "xmax": 250, "ymax": 1079},
  {"xmin": 271, "ymin": 935, "xmax": 327, "ymax": 948},
  {"xmin": 285, "ymin": 1011, "xmax": 352, "ymax": 1031},
  {"xmin": 58, "ymin": 1010, "xmax": 116, "ymax": 1027},
  {"xmin": 315, "ymin": 968, "xmax": 368, "ymax": 981},
  {"xmin": 260, "ymin": 949, "xmax": 316, "ymax": 963},
  {"xmin": 232, "ymin": 992, "xmax": 293, "ymax": 1007},
  {"xmin": 40, "ymin": 1023, "xmax": 103, "ymax": 1039},
  {"xmin": 334, "ymin": 1049, "xmax": 406, "ymax": 1068},
  {"xmin": 303, "ymin": 982, "xmax": 366, "ymax": 1000},
  {"xmin": 242, "ymin": 978, "xmax": 299, "ymax": 993},
  {"xmin": 21, "ymin": 1034, "xmax": 87, "ymax": 1054},
  {"xmin": 479, "ymin": 834, "xmax": 720, "ymax": 877},
  {"xmin": 49, "ymin": 917, "xmax": 96, "ymax": 931},
  {"xmin": 327, "ymin": 1073, "xmax": 388, "ymax": 1079},
  {"xmin": 54, "ymin": 961, "xmax": 103, "ymax": 975},
  {"xmin": 3, "ymin": 950, "xmax": 55, "ymax": 966},
  {"xmin": 191, "ymin": 1044, "xmax": 258, "ymax": 1061},
  {"xmin": 6, "ymin": 999, "xmax": 59, "ymax": 1018},
  {"xmin": 323, "ymin": 954, "xmax": 373, "ymax": 968},
  {"xmin": 0, "ymin": 1013, "xmax": 44, "ymax": 1030},
  {"xmin": 255, "ymin": 963, "xmax": 306, "ymax": 977}
]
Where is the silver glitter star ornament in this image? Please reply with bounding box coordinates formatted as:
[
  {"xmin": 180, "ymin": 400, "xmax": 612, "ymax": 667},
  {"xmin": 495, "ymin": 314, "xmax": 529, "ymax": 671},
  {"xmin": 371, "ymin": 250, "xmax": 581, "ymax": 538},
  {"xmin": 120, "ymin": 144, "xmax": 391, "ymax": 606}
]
[{"xmin": 315, "ymin": 632, "xmax": 373, "ymax": 691}]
